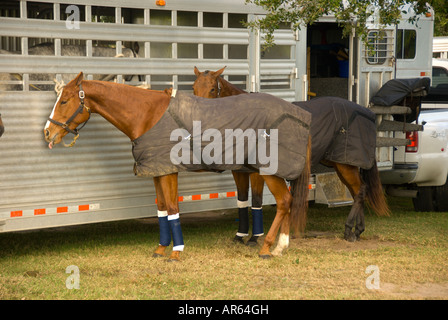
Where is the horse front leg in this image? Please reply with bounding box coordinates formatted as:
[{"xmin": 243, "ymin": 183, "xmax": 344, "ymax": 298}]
[
  {"xmin": 258, "ymin": 176, "xmax": 292, "ymax": 259},
  {"xmin": 246, "ymin": 173, "xmax": 265, "ymax": 246},
  {"xmin": 153, "ymin": 176, "xmax": 170, "ymax": 258},
  {"xmin": 232, "ymin": 171, "xmax": 250, "ymax": 244},
  {"xmin": 161, "ymin": 173, "xmax": 184, "ymax": 261},
  {"xmin": 154, "ymin": 173, "xmax": 184, "ymax": 262}
]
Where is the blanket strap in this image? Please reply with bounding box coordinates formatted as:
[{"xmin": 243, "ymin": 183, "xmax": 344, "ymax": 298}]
[{"xmin": 268, "ymin": 113, "xmax": 310, "ymax": 131}]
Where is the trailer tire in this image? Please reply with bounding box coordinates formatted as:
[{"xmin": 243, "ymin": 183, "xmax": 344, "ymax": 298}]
[
  {"xmin": 412, "ymin": 186, "xmax": 435, "ymax": 212},
  {"xmin": 434, "ymin": 178, "xmax": 448, "ymax": 212}
]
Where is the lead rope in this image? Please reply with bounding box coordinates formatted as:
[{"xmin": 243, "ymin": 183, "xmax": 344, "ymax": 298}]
[{"xmin": 62, "ymin": 133, "xmax": 80, "ymax": 148}]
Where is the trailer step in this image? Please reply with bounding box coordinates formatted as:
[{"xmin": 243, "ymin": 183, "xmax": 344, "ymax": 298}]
[
  {"xmin": 377, "ymin": 120, "xmax": 423, "ymax": 132},
  {"xmin": 369, "ymin": 105, "xmax": 412, "ymax": 115},
  {"xmin": 314, "ymin": 172, "xmax": 353, "ymax": 207},
  {"xmin": 376, "ymin": 137, "xmax": 411, "ymax": 147}
]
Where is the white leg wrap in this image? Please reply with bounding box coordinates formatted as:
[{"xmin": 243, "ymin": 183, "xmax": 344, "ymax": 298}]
[
  {"xmin": 167, "ymin": 213, "xmax": 180, "ymax": 220},
  {"xmin": 237, "ymin": 200, "xmax": 250, "ymax": 208},
  {"xmin": 157, "ymin": 210, "xmax": 168, "ymax": 217},
  {"xmin": 236, "ymin": 232, "xmax": 249, "ymax": 237}
]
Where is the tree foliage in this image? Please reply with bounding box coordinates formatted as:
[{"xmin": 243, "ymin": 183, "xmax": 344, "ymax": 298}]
[
  {"xmin": 431, "ymin": 0, "xmax": 448, "ymax": 36},
  {"xmin": 245, "ymin": 0, "xmax": 443, "ymax": 47}
]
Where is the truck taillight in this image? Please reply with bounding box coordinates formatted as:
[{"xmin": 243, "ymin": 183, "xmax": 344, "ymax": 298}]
[{"xmin": 406, "ymin": 131, "xmax": 418, "ymax": 152}]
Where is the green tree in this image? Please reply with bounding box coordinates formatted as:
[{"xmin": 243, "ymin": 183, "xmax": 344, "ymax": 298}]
[
  {"xmin": 245, "ymin": 0, "xmax": 445, "ymax": 47},
  {"xmin": 432, "ymin": 0, "xmax": 448, "ymax": 36}
]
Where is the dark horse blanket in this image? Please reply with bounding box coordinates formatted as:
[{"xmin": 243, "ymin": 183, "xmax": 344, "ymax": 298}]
[
  {"xmin": 294, "ymin": 97, "xmax": 377, "ymax": 170},
  {"xmin": 132, "ymin": 91, "xmax": 311, "ymax": 180}
]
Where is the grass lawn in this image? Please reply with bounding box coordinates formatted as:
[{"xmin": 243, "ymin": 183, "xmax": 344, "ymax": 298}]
[{"xmin": 0, "ymin": 196, "xmax": 447, "ymax": 300}]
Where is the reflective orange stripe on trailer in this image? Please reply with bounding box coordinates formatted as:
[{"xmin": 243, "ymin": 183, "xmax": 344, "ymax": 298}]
[
  {"xmin": 156, "ymin": 191, "xmax": 237, "ymax": 204},
  {"xmin": 9, "ymin": 204, "xmax": 100, "ymax": 218},
  {"xmin": 8, "ymin": 184, "xmax": 316, "ymax": 218}
]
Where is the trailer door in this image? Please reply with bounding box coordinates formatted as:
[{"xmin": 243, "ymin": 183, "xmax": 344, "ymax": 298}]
[
  {"xmin": 254, "ymin": 21, "xmax": 304, "ymax": 102},
  {"xmin": 357, "ymin": 27, "xmax": 396, "ymax": 169}
]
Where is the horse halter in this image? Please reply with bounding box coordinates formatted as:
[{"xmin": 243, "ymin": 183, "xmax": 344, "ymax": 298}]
[
  {"xmin": 48, "ymin": 83, "xmax": 91, "ymax": 147},
  {"xmin": 216, "ymin": 77, "xmax": 222, "ymax": 97}
]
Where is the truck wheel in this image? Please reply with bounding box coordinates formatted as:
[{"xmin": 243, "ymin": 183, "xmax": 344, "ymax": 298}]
[
  {"xmin": 435, "ymin": 178, "xmax": 448, "ymax": 212},
  {"xmin": 412, "ymin": 186, "xmax": 435, "ymax": 212}
]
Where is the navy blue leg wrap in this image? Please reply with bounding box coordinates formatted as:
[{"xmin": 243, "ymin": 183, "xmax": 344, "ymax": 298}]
[
  {"xmin": 158, "ymin": 211, "xmax": 171, "ymax": 247},
  {"xmin": 251, "ymin": 207, "xmax": 264, "ymax": 236},
  {"xmin": 168, "ymin": 213, "xmax": 184, "ymax": 251}
]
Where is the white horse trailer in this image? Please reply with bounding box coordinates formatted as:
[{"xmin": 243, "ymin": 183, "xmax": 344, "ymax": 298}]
[
  {"xmin": 0, "ymin": 0, "xmax": 434, "ymax": 232},
  {"xmin": 433, "ymin": 36, "xmax": 448, "ymax": 59}
]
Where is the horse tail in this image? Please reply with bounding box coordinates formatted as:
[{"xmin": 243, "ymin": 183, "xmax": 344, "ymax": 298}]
[
  {"xmin": 290, "ymin": 135, "xmax": 312, "ymax": 235},
  {"xmin": 361, "ymin": 161, "xmax": 390, "ymax": 217}
]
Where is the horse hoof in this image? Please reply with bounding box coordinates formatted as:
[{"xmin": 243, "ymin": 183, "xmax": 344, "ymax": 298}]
[
  {"xmin": 246, "ymin": 236, "xmax": 259, "ymax": 247},
  {"xmin": 167, "ymin": 251, "xmax": 181, "ymax": 262},
  {"xmin": 153, "ymin": 245, "xmax": 167, "ymax": 257},
  {"xmin": 259, "ymin": 254, "xmax": 272, "ymax": 259},
  {"xmin": 344, "ymin": 232, "xmax": 357, "ymax": 242},
  {"xmin": 233, "ymin": 235, "xmax": 245, "ymax": 245}
]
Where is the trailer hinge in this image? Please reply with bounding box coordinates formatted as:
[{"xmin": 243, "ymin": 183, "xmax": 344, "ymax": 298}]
[
  {"xmin": 292, "ymin": 67, "xmax": 299, "ymax": 79},
  {"xmin": 294, "ymin": 30, "xmax": 299, "ymax": 41}
]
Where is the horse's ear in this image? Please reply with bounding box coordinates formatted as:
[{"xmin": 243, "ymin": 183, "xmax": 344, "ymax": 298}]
[
  {"xmin": 194, "ymin": 66, "xmax": 201, "ymax": 77},
  {"xmin": 213, "ymin": 66, "xmax": 226, "ymax": 78},
  {"xmin": 75, "ymin": 72, "xmax": 84, "ymax": 86}
]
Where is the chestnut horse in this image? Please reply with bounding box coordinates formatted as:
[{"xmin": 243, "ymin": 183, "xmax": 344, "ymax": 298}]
[
  {"xmin": 44, "ymin": 72, "xmax": 312, "ymax": 261},
  {"xmin": 193, "ymin": 67, "xmax": 390, "ymax": 243}
]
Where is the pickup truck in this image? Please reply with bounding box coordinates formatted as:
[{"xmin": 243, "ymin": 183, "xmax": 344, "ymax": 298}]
[{"xmin": 380, "ymin": 59, "xmax": 448, "ymax": 212}]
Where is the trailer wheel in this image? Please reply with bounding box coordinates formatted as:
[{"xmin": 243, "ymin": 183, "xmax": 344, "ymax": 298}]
[
  {"xmin": 434, "ymin": 178, "xmax": 448, "ymax": 212},
  {"xmin": 412, "ymin": 186, "xmax": 435, "ymax": 212}
]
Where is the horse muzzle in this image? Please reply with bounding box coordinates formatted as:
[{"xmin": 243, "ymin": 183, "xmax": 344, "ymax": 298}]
[{"xmin": 44, "ymin": 129, "xmax": 60, "ymax": 149}]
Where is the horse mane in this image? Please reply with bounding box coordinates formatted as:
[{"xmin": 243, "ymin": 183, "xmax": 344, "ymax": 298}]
[{"xmin": 217, "ymin": 77, "xmax": 247, "ymax": 96}]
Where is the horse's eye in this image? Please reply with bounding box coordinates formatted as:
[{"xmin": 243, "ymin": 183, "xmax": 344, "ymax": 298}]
[
  {"xmin": 210, "ymin": 88, "xmax": 215, "ymax": 93},
  {"xmin": 60, "ymin": 101, "xmax": 67, "ymax": 105}
]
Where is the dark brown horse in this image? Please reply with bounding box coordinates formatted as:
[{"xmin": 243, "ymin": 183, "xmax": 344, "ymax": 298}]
[
  {"xmin": 193, "ymin": 67, "xmax": 390, "ymax": 243},
  {"xmin": 44, "ymin": 72, "xmax": 312, "ymax": 260},
  {"xmin": 193, "ymin": 67, "xmax": 265, "ymax": 245}
]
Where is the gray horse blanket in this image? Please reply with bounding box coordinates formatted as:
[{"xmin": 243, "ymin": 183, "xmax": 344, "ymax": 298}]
[
  {"xmin": 294, "ymin": 97, "xmax": 377, "ymax": 170},
  {"xmin": 132, "ymin": 91, "xmax": 311, "ymax": 180}
]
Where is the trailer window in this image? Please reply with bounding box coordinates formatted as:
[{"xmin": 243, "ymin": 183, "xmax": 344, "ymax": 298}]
[
  {"xmin": 91, "ymin": 6, "xmax": 115, "ymax": 23},
  {"xmin": 27, "ymin": 1, "xmax": 53, "ymax": 19},
  {"xmin": 204, "ymin": 44, "xmax": 223, "ymax": 59},
  {"xmin": 229, "ymin": 44, "xmax": 247, "ymax": 59},
  {"xmin": 150, "ymin": 9, "xmax": 171, "ymax": 25},
  {"xmin": 203, "ymin": 12, "xmax": 223, "ymax": 28},
  {"xmin": 178, "ymin": 43, "xmax": 198, "ymax": 59},
  {"xmin": 1, "ymin": 1, "xmax": 20, "ymax": 17},
  {"xmin": 122, "ymin": 8, "xmax": 144, "ymax": 24},
  {"xmin": 396, "ymin": 29, "xmax": 416, "ymax": 60},
  {"xmin": 177, "ymin": 11, "xmax": 198, "ymax": 27},
  {"xmin": 228, "ymin": 14, "xmax": 247, "ymax": 28},
  {"xmin": 60, "ymin": 4, "xmax": 86, "ymax": 23},
  {"xmin": 151, "ymin": 42, "xmax": 172, "ymax": 58},
  {"xmin": 366, "ymin": 31, "xmax": 387, "ymax": 64}
]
